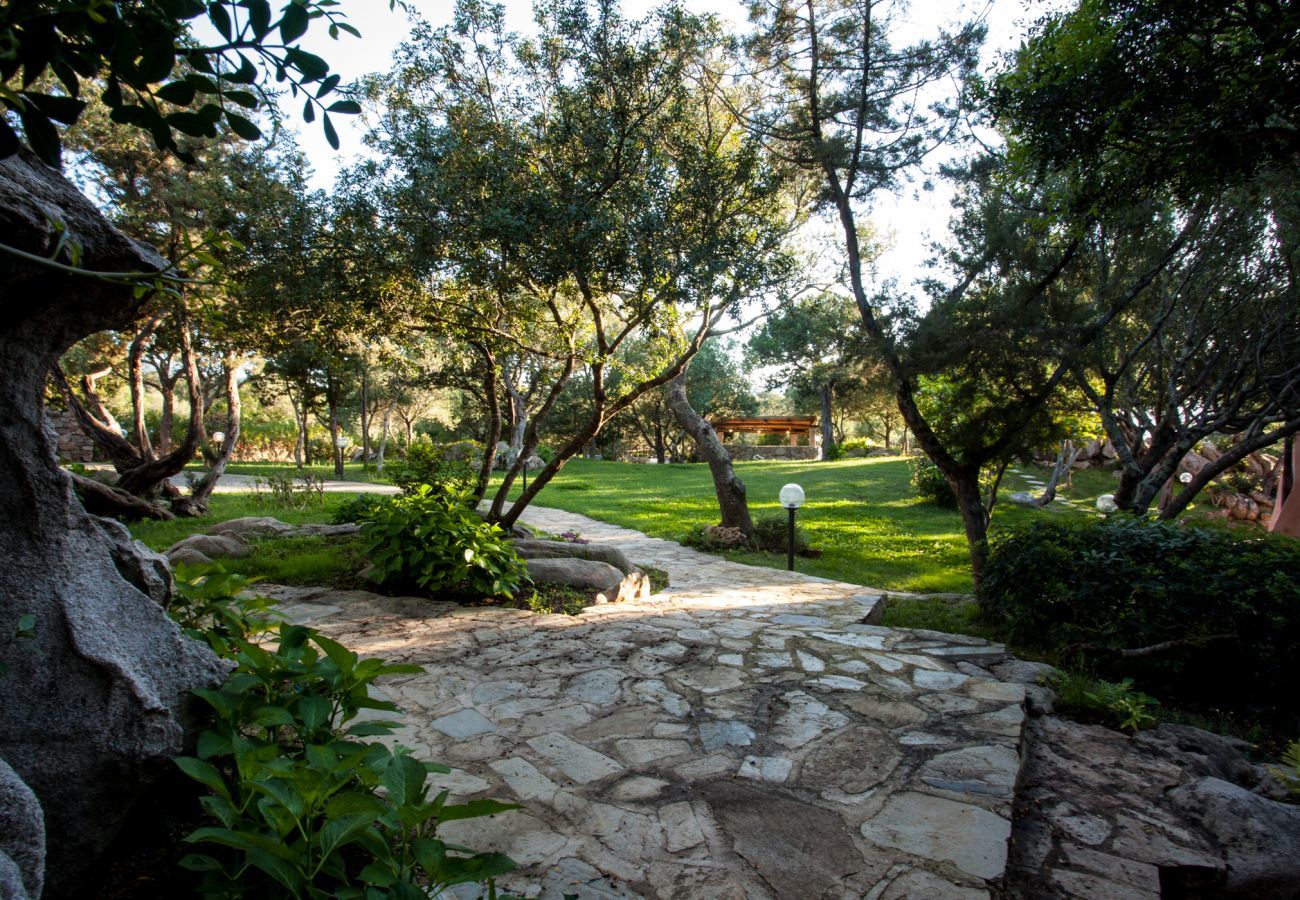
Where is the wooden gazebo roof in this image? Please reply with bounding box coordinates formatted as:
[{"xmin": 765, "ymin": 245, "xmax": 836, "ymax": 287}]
[{"xmin": 711, "ymin": 415, "xmax": 818, "ymax": 435}]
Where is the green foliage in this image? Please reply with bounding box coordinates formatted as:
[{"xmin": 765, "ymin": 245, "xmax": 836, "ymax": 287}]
[
  {"xmin": 823, "ymin": 443, "xmax": 845, "ymax": 461},
  {"xmin": 1, "ymin": 0, "xmax": 370, "ymax": 165},
  {"xmin": 332, "ymin": 493, "xmax": 387, "ymax": 525},
  {"xmin": 170, "ymin": 564, "xmax": 278, "ymax": 655},
  {"xmin": 519, "ymin": 586, "xmax": 588, "ymax": 617},
  {"xmin": 879, "ymin": 595, "xmax": 999, "ymax": 640},
  {"xmin": 979, "ymin": 518, "xmax": 1300, "ymax": 727},
  {"xmin": 176, "ymin": 622, "xmax": 516, "ymax": 897},
  {"xmin": 1271, "ymin": 741, "xmax": 1300, "ymax": 797},
  {"xmin": 1048, "ymin": 671, "xmax": 1159, "ymax": 733},
  {"xmin": 358, "ymin": 488, "xmax": 527, "ymax": 599},
  {"xmin": 682, "ymin": 524, "xmax": 750, "ymax": 552},
  {"xmin": 385, "ymin": 444, "xmax": 476, "ymax": 498},
  {"xmin": 909, "ymin": 457, "xmax": 957, "ymax": 508},
  {"xmin": 253, "ymin": 473, "xmax": 326, "ymax": 510},
  {"xmin": 751, "ymin": 514, "xmax": 809, "ymax": 555}
]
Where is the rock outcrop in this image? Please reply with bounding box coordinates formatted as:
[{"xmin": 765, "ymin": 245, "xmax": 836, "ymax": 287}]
[{"xmin": 0, "ymin": 143, "xmax": 227, "ymax": 894}]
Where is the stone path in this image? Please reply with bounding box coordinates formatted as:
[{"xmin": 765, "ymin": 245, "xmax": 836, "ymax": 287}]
[
  {"xmin": 1007, "ymin": 468, "xmax": 1077, "ymax": 509},
  {"xmin": 264, "ymin": 504, "xmax": 1032, "ymax": 899}
]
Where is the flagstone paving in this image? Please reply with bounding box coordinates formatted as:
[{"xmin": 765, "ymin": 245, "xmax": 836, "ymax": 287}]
[{"xmin": 264, "ymin": 504, "xmax": 1029, "ymax": 899}]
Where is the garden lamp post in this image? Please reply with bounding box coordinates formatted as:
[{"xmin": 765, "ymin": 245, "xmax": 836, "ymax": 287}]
[
  {"xmin": 779, "ymin": 483, "xmax": 805, "ymax": 571},
  {"xmin": 521, "ymin": 455, "xmax": 529, "ymax": 494},
  {"xmin": 212, "ymin": 431, "xmax": 225, "ymax": 446}
]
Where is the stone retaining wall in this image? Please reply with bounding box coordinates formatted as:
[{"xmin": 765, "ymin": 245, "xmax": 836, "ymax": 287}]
[
  {"xmin": 44, "ymin": 408, "xmax": 96, "ymax": 462},
  {"xmin": 725, "ymin": 444, "xmax": 819, "ymax": 461}
]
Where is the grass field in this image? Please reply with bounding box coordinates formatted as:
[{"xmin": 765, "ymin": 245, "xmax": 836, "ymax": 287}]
[
  {"xmin": 492, "ymin": 456, "xmax": 1124, "ymax": 593},
  {"xmin": 143, "ymin": 455, "xmax": 1133, "ymax": 593}
]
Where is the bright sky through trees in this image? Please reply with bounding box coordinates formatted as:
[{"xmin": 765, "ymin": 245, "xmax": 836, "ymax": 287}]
[{"xmin": 277, "ymin": 0, "xmax": 1057, "ymax": 292}]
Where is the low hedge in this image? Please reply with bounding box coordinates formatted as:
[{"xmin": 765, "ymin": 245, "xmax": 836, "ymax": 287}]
[{"xmin": 978, "ymin": 517, "xmax": 1300, "ymax": 728}]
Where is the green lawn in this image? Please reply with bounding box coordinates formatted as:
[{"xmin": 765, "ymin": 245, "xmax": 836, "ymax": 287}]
[
  {"xmin": 138, "ymin": 454, "xmax": 1146, "ymax": 593},
  {"xmin": 494, "ymin": 456, "xmax": 1112, "ymax": 593}
]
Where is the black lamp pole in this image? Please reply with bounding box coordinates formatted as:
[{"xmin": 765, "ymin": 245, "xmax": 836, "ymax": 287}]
[
  {"xmin": 786, "ymin": 506, "xmax": 796, "ymax": 571},
  {"xmin": 521, "ymin": 456, "xmax": 528, "ymax": 494}
]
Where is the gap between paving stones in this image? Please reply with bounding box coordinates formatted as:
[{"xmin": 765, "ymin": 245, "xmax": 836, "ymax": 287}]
[{"xmin": 262, "ymin": 500, "xmax": 1030, "ymax": 899}]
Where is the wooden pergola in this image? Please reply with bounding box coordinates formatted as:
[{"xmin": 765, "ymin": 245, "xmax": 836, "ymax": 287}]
[{"xmin": 712, "ymin": 415, "xmax": 819, "ymax": 446}]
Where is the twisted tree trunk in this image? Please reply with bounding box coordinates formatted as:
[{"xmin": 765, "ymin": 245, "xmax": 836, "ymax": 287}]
[{"xmin": 667, "ymin": 371, "xmax": 754, "ymax": 537}]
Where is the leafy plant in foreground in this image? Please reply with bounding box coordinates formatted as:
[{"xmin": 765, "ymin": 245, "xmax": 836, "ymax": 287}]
[
  {"xmin": 177, "ymin": 623, "xmax": 518, "ymax": 897},
  {"xmin": 358, "ymin": 487, "xmax": 527, "ymax": 599},
  {"xmin": 170, "ymin": 564, "xmax": 278, "ymax": 655}
]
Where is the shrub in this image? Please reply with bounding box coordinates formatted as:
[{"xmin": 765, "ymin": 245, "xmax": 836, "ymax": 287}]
[
  {"xmin": 909, "ymin": 456, "xmax": 956, "ymax": 507},
  {"xmin": 358, "ymin": 487, "xmax": 528, "ymax": 599},
  {"xmin": 979, "ymin": 518, "xmax": 1300, "ymax": 727},
  {"xmin": 752, "ymin": 514, "xmax": 810, "ymax": 555},
  {"xmin": 170, "ymin": 564, "xmax": 278, "ymax": 655},
  {"xmin": 683, "ymin": 523, "xmax": 750, "ymax": 551},
  {"xmin": 385, "ymin": 443, "xmax": 476, "ymax": 497},
  {"xmin": 1047, "ymin": 671, "xmax": 1159, "ymax": 733},
  {"xmin": 331, "ymin": 492, "xmax": 386, "ymax": 525},
  {"xmin": 823, "ymin": 442, "xmax": 845, "ymax": 461}
]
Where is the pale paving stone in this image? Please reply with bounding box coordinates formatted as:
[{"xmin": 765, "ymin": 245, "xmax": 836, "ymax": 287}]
[
  {"xmin": 773, "ymin": 690, "xmax": 848, "ymax": 748},
  {"xmin": 699, "ymin": 720, "xmax": 756, "ymax": 751},
  {"xmin": 527, "ymin": 733, "xmax": 625, "ymax": 784},
  {"xmin": 490, "ymin": 756, "xmax": 561, "ymax": 803},
  {"xmin": 879, "ymin": 869, "xmax": 989, "ymax": 900},
  {"xmin": 860, "ymin": 792, "xmax": 1011, "ymax": 880},
  {"xmin": 920, "ymin": 745, "xmax": 1022, "ymax": 798},
  {"xmin": 796, "ymin": 650, "xmax": 826, "ymax": 673},
  {"xmin": 616, "ymin": 739, "xmax": 691, "ymax": 765},
  {"xmin": 737, "ymin": 755, "xmax": 794, "ymax": 782},
  {"xmin": 430, "ymin": 708, "xmax": 497, "ymax": 739},
  {"xmin": 564, "ymin": 668, "xmax": 625, "ymax": 705},
  {"xmin": 715, "ymin": 653, "xmax": 744, "ymax": 667},
  {"xmin": 913, "ymin": 668, "xmax": 972, "ymax": 690},
  {"xmin": 672, "ymin": 665, "xmax": 745, "ymax": 694},
  {"xmin": 811, "ymin": 674, "xmax": 868, "ymax": 691},
  {"xmin": 608, "ymin": 776, "xmax": 671, "ymax": 802},
  {"xmin": 660, "ymin": 802, "xmax": 707, "ymax": 852}
]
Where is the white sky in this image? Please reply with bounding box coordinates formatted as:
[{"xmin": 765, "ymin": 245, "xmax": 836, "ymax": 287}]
[{"xmin": 279, "ymin": 0, "xmax": 1051, "ymax": 293}]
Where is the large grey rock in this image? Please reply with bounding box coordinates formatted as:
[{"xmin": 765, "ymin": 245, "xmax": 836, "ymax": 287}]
[
  {"xmin": 1168, "ymin": 777, "xmax": 1300, "ymax": 897},
  {"xmin": 0, "ymin": 760, "xmax": 43, "ymax": 899},
  {"xmin": 0, "ymin": 143, "xmax": 229, "ymax": 893},
  {"xmin": 97, "ymin": 515, "xmax": 172, "ymax": 606},
  {"xmin": 296, "ymin": 522, "xmax": 362, "ymax": 537},
  {"xmin": 512, "ymin": 539, "xmax": 638, "ymax": 575},
  {"xmin": 1134, "ymin": 724, "xmax": 1284, "ymax": 797},
  {"xmin": 167, "ymin": 547, "xmax": 214, "ymax": 568},
  {"xmin": 209, "ymin": 516, "xmax": 296, "ymax": 537},
  {"xmin": 165, "ymin": 532, "xmax": 250, "ymax": 559},
  {"xmin": 526, "ymin": 557, "xmax": 623, "ymax": 596}
]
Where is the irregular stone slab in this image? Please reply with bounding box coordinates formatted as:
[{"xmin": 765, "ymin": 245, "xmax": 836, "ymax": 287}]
[
  {"xmin": 616, "ymin": 739, "xmax": 691, "ymax": 766},
  {"xmin": 880, "ymin": 869, "xmax": 988, "ymax": 900},
  {"xmin": 490, "ymin": 757, "xmax": 561, "ymax": 803},
  {"xmin": 672, "ymin": 665, "xmax": 744, "ymax": 695},
  {"xmin": 704, "ymin": 781, "xmax": 865, "ymax": 898},
  {"xmin": 737, "ymin": 756, "xmax": 793, "ymax": 782},
  {"xmin": 802, "ymin": 726, "xmax": 900, "ymax": 795},
  {"xmin": 699, "ymin": 720, "xmax": 756, "ymax": 751},
  {"xmin": 209, "ymin": 516, "xmax": 296, "ymax": 537},
  {"xmin": 920, "ymin": 745, "xmax": 1021, "ymax": 798},
  {"xmin": 527, "ymin": 733, "xmax": 624, "ymax": 784},
  {"xmin": 430, "ymin": 709, "xmax": 497, "ymax": 740},
  {"xmin": 860, "ymin": 791, "xmax": 1011, "ymax": 880},
  {"xmin": 772, "ymin": 690, "xmax": 848, "ymax": 749},
  {"xmin": 564, "ymin": 669, "xmax": 625, "ymax": 705},
  {"xmin": 660, "ymin": 802, "xmax": 706, "ymax": 852}
]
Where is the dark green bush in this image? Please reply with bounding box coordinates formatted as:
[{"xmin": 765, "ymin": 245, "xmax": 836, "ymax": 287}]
[
  {"xmin": 979, "ymin": 518, "xmax": 1300, "ymax": 727},
  {"xmin": 331, "ymin": 492, "xmax": 386, "ymax": 525},
  {"xmin": 358, "ymin": 487, "xmax": 527, "ymax": 599},
  {"xmin": 752, "ymin": 514, "xmax": 810, "ymax": 555},
  {"xmin": 909, "ymin": 456, "xmax": 957, "ymax": 507},
  {"xmin": 385, "ymin": 443, "xmax": 476, "ymax": 497}
]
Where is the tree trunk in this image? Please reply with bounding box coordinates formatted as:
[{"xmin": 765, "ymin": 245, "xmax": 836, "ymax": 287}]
[
  {"xmin": 185, "ymin": 355, "xmax": 241, "ymax": 513},
  {"xmin": 820, "ymin": 382, "xmax": 834, "ymax": 459},
  {"xmin": 950, "ymin": 468, "xmax": 990, "ymax": 583},
  {"xmin": 359, "ymin": 365, "xmax": 371, "ymax": 471},
  {"xmin": 377, "ymin": 402, "xmax": 393, "ymax": 474},
  {"xmin": 472, "ymin": 344, "xmax": 502, "ymax": 506},
  {"xmin": 0, "ymin": 144, "xmax": 225, "ymax": 894},
  {"xmin": 127, "ymin": 315, "xmax": 160, "ymax": 459},
  {"xmin": 327, "ymin": 377, "xmax": 343, "ymax": 479},
  {"xmin": 667, "ymin": 371, "xmax": 755, "ymax": 536},
  {"xmin": 1034, "ymin": 441, "xmax": 1081, "ymax": 507},
  {"xmin": 503, "ymin": 357, "xmax": 529, "ymax": 453},
  {"xmin": 158, "ymin": 376, "xmax": 176, "ymax": 455}
]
